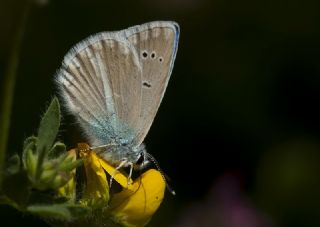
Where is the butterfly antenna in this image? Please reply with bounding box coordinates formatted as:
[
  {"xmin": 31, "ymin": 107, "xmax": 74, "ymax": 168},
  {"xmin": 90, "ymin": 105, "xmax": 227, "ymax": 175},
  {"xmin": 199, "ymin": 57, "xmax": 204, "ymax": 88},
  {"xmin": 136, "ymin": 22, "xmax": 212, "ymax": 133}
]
[{"xmin": 145, "ymin": 153, "xmax": 176, "ymax": 195}]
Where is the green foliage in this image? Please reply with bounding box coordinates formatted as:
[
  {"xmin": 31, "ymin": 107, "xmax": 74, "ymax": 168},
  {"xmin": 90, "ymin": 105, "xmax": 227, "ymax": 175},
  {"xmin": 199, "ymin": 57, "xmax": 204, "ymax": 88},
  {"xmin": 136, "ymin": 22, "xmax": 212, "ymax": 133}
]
[
  {"xmin": 1, "ymin": 97, "xmax": 87, "ymax": 222},
  {"xmin": 27, "ymin": 204, "xmax": 91, "ymax": 221},
  {"xmin": 19, "ymin": 97, "xmax": 81, "ymax": 191}
]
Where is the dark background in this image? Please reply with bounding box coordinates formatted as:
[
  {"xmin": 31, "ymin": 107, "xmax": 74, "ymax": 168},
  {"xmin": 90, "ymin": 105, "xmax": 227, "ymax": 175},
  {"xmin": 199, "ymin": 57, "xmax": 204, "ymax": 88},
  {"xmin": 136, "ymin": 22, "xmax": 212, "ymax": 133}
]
[{"xmin": 1, "ymin": 0, "xmax": 320, "ymax": 226}]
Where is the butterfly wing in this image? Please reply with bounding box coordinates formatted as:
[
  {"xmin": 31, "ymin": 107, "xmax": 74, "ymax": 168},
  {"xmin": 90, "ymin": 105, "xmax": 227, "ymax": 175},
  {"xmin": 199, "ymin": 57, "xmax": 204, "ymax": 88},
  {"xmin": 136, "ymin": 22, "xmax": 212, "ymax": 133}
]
[
  {"xmin": 56, "ymin": 21, "xmax": 179, "ymax": 148},
  {"xmin": 123, "ymin": 21, "xmax": 180, "ymax": 145},
  {"xmin": 56, "ymin": 32, "xmax": 142, "ymax": 146}
]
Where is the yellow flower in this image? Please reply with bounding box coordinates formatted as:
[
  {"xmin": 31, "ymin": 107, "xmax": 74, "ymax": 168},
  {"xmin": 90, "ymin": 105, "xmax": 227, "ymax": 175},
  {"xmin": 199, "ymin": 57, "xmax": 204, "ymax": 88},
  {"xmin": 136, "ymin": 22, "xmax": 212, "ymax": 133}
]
[
  {"xmin": 109, "ymin": 169, "xmax": 165, "ymax": 227},
  {"xmin": 78, "ymin": 143, "xmax": 166, "ymax": 227},
  {"xmin": 78, "ymin": 143, "xmax": 110, "ymax": 208}
]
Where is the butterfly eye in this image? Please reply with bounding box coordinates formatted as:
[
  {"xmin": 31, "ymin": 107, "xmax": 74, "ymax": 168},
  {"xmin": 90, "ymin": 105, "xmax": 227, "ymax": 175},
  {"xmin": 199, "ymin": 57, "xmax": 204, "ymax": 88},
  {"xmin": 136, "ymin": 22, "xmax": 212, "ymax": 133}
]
[
  {"xmin": 136, "ymin": 153, "xmax": 144, "ymax": 165},
  {"xmin": 158, "ymin": 57, "xmax": 163, "ymax": 62}
]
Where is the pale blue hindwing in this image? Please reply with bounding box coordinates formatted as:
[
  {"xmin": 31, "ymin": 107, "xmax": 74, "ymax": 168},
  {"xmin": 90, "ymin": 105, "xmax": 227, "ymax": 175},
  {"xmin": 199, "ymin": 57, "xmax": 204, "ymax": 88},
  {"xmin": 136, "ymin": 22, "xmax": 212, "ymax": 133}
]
[{"xmin": 56, "ymin": 21, "xmax": 179, "ymax": 162}]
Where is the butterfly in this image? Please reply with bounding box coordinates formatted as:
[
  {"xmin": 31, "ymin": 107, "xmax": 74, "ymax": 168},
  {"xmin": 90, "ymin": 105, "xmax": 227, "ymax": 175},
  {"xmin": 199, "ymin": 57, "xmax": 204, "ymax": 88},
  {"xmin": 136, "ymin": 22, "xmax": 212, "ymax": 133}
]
[{"xmin": 56, "ymin": 21, "xmax": 179, "ymax": 192}]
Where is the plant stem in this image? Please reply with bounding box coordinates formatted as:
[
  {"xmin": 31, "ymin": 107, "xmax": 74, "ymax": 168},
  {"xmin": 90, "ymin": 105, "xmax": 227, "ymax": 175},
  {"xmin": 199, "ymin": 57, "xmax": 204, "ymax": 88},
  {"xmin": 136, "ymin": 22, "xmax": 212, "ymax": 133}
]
[{"xmin": 0, "ymin": 1, "xmax": 31, "ymax": 189}]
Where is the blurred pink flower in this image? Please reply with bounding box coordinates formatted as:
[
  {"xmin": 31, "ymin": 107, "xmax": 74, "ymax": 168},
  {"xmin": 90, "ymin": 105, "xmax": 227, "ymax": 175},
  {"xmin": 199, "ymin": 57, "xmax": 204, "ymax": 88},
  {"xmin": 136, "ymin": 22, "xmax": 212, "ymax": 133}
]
[{"xmin": 174, "ymin": 172, "xmax": 275, "ymax": 227}]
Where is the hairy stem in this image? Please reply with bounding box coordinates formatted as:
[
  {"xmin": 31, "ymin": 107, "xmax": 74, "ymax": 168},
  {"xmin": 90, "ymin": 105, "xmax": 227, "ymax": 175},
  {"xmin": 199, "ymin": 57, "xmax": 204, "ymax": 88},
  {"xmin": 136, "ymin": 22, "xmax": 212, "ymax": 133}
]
[{"xmin": 0, "ymin": 0, "xmax": 31, "ymax": 189}]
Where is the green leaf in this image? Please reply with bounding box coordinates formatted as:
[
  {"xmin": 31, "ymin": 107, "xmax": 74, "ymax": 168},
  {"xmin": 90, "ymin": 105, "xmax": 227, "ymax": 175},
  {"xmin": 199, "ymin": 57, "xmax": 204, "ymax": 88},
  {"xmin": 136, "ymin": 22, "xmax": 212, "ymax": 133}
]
[
  {"xmin": 0, "ymin": 195, "xmax": 20, "ymax": 210},
  {"xmin": 36, "ymin": 97, "xmax": 61, "ymax": 179},
  {"xmin": 37, "ymin": 97, "xmax": 60, "ymax": 153},
  {"xmin": 27, "ymin": 204, "xmax": 73, "ymax": 220},
  {"xmin": 27, "ymin": 204, "xmax": 91, "ymax": 221}
]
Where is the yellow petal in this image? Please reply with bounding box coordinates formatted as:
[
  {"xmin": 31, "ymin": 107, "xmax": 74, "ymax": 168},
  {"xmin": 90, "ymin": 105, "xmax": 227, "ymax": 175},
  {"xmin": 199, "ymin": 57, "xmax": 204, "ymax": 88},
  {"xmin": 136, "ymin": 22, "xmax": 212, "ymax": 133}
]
[
  {"xmin": 78, "ymin": 143, "xmax": 109, "ymax": 208},
  {"xmin": 109, "ymin": 169, "xmax": 165, "ymax": 227},
  {"xmin": 99, "ymin": 157, "xmax": 133, "ymax": 188}
]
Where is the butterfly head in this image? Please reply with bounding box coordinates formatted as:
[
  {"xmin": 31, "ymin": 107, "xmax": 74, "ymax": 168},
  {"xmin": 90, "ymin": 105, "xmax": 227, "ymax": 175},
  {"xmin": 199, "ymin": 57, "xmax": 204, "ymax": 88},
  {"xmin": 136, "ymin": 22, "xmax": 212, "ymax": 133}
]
[{"xmin": 133, "ymin": 144, "xmax": 150, "ymax": 170}]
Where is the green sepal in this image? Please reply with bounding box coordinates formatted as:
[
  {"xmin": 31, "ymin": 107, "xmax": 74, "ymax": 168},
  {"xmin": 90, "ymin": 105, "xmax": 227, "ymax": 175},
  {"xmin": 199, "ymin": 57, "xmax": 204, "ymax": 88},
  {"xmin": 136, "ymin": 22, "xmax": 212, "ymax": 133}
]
[
  {"xmin": 59, "ymin": 159, "xmax": 83, "ymax": 172},
  {"xmin": 48, "ymin": 142, "xmax": 66, "ymax": 158},
  {"xmin": 22, "ymin": 136, "xmax": 37, "ymax": 169},
  {"xmin": 23, "ymin": 136, "xmax": 38, "ymax": 152},
  {"xmin": 24, "ymin": 148, "xmax": 38, "ymax": 181},
  {"xmin": 35, "ymin": 155, "xmax": 81, "ymax": 190},
  {"xmin": 48, "ymin": 158, "xmax": 82, "ymax": 190}
]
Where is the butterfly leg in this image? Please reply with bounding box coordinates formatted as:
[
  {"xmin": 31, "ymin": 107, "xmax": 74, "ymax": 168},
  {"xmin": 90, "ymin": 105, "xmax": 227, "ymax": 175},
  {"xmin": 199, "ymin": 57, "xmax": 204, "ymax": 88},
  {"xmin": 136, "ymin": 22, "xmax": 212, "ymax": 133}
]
[
  {"xmin": 109, "ymin": 159, "xmax": 127, "ymax": 188},
  {"xmin": 127, "ymin": 162, "xmax": 134, "ymax": 186}
]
